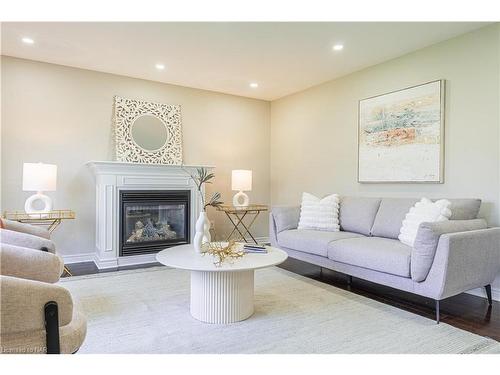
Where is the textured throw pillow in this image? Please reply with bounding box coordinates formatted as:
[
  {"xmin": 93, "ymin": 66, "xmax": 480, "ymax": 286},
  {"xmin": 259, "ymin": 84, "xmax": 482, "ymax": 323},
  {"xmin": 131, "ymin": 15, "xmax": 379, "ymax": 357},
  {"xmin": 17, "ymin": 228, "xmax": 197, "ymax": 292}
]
[
  {"xmin": 298, "ymin": 192, "xmax": 340, "ymax": 231},
  {"xmin": 398, "ymin": 198, "xmax": 452, "ymax": 247}
]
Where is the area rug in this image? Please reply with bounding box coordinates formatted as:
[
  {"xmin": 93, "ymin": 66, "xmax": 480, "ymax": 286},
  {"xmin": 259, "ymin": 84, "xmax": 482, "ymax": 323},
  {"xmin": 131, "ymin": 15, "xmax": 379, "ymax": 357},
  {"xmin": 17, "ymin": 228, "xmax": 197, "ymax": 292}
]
[{"xmin": 59, "ymin": 266, "xmax": 500, "ymax": 354}]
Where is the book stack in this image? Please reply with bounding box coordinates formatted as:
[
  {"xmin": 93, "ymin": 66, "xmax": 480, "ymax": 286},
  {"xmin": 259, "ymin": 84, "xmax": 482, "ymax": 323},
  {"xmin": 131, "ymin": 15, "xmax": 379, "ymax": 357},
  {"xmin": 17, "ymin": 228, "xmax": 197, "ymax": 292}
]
[{"xmin": 243, "ymin": 244, "xmax": 268, "ymax": 254}]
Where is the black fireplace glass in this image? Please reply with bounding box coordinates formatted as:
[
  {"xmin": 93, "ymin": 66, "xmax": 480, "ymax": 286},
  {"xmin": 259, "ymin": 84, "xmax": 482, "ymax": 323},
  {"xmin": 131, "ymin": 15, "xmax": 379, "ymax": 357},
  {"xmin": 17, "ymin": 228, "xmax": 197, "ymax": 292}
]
[
  {"xmin": 119, "ymin": 190, "xmax": 190, "ymax": 256},
  {"xmin": 124, "ymin": 203, "xmax": 186, "ymax": 244}
]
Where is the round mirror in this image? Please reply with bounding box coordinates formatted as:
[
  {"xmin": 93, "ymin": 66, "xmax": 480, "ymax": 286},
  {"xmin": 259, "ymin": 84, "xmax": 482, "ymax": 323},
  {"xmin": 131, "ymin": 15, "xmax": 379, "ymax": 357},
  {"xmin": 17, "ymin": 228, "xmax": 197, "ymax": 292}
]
[{"xmin": 131, "ymin": 115, "xmax": 169, "ymax": 152}]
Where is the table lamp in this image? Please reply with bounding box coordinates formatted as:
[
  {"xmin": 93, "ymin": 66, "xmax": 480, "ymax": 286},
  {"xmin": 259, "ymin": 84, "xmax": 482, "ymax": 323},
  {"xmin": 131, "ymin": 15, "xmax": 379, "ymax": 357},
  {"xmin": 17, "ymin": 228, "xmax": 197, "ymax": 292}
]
[
  {"xmin": 23, "ymin": 162, "xmax": 57, "ymax": 214},
  {"xmin": 231, "ymin": 169, "xmax": 252, "ymax": 207}
]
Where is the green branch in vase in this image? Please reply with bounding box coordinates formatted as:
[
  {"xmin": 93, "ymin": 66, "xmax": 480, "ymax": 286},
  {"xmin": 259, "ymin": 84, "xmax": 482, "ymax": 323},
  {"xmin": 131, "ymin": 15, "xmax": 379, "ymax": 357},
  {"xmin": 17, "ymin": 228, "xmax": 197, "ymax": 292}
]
[{"xmin": 183, "ymin": 166, "xmax": 223, "ymax": 211}]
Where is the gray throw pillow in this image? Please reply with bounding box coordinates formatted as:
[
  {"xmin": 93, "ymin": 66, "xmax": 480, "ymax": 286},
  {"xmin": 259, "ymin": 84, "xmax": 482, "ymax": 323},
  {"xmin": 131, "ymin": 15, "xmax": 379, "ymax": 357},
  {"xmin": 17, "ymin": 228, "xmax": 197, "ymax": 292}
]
[{"xmin": 339, "ymin": 197, "xmax": 381, "ymax": 236}]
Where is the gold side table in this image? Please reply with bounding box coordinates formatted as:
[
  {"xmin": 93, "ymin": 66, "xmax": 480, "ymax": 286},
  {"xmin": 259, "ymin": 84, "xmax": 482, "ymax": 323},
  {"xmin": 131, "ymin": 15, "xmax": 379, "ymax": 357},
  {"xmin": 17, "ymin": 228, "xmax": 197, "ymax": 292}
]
[
  {"xmin": 3, "ymin": 210, "xmax": 76, "ymax": 276},
  {"xmin": 217, "ymin": 204, "xmax": 268, "ymax": 244}
]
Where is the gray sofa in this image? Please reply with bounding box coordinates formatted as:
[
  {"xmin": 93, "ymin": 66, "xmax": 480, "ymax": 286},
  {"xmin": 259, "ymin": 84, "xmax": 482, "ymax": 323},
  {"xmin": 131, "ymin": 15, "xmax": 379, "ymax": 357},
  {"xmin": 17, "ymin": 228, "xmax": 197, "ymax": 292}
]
[{"xmin": 270, "ymin": 197, "xmax": 500, "ymax": 323}]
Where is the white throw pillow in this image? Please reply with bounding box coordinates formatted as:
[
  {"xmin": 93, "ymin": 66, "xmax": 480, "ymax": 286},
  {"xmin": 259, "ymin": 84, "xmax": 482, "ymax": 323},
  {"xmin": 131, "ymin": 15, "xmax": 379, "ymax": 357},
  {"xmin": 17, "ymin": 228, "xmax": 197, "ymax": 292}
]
[
  {"xmin": 398, "ymin": 198, "xmax": 452, "ymax": 247},
  {"xmin": 298, "ymin": 192, "xmax": 340, "ymax": 232}
]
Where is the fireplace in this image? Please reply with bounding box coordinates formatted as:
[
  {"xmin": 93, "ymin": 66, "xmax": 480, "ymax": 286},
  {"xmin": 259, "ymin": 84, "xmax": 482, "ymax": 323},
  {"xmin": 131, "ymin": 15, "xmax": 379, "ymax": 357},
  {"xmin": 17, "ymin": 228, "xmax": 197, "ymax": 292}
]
[
  {"xmin": 119, "ymin": 190, "xmax": 190, "ymax": 256},
  {"xmin": 88, "ymin": 161, "xmax": 207, "ymax": 269}
]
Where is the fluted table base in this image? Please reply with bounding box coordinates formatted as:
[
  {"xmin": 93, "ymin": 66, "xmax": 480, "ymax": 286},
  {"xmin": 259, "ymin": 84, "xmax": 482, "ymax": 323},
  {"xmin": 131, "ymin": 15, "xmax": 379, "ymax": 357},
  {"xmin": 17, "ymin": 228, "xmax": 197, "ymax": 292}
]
[{"xmin": 190, "ymin": 270, "xmax": 255, "ymax": 324}]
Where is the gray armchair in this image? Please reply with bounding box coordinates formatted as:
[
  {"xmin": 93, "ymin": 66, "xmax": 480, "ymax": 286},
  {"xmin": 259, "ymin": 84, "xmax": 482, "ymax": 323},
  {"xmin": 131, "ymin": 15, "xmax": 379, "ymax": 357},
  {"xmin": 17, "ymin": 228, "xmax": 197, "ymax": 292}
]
[
  {"xmin": 0, "ymin": 221, "xmax": 86, "ymax": 354},
  {"xmin": 0, "ymin": 275, "xmax": 87, "ymax": 354}
]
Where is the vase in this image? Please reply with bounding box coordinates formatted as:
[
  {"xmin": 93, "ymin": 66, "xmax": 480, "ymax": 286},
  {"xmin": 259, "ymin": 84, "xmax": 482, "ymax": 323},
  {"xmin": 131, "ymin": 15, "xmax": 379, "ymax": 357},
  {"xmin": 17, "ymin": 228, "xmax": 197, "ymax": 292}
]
[
  {"xmin": 203, "ymin": 220, "xmax": 211, "ymax": 243},
  {"xmin": 194, "ymin": 211, "xmax": 211, "ymax": 253}
]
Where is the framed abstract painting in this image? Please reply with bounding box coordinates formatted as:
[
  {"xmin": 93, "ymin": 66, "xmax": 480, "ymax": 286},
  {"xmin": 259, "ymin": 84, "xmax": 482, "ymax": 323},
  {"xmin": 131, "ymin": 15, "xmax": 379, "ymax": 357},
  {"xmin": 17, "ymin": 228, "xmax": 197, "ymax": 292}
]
[{"xmin": 358, "ymin": 80, "xmax": 445, "ymax": 183}]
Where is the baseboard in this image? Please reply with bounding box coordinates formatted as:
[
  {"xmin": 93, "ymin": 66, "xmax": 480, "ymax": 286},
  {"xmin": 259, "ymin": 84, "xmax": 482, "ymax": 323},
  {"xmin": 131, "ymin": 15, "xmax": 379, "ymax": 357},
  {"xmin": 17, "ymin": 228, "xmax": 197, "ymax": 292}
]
[
  {"xmin": 90, "ymin": 253, "xmax": 159, "ymax": 269},
  {"xmin": 93, "ymin": 254, "xmax": 118, "ymax": 269},
  {"xmin": 117, "ymin": 253, "xmax": 158, "ymax": 267},
  {"xmin": 220, "ymin": 237, "xmax": 269, "ymax": 244},
  {"xmin": 255, "ymin": 236, "xmax": 270, "ymax": 244},
  {"xmin": 466, "ymin": 286, "xmax": 500, "ymax": 302},
  {"xmin": 62, "ymin": 252, "xmax": 95, "ymax": 264}
]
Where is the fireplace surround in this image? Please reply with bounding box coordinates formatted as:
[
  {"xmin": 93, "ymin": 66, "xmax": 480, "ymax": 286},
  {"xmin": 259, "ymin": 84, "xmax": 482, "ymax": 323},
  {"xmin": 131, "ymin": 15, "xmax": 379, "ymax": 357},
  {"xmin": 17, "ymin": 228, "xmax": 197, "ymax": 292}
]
[{"xmin": 87, "ymin": 161, "xmax": 209, "ymax": 268}]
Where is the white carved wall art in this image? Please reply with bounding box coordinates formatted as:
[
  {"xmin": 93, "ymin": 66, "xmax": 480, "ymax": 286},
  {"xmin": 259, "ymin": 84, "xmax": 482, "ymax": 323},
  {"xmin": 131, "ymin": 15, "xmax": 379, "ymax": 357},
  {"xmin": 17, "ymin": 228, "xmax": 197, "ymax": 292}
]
[{"xmin": 114, "ymin": 96, "xmax": 183, "ymax": 165}]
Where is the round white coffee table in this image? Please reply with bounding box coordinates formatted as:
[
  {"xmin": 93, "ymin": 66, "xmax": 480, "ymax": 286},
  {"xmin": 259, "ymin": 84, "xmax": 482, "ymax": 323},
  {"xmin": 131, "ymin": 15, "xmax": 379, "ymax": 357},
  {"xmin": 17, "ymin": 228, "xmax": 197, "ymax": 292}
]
[{"xmin": 156, "ymin": 244, "xmax": 287, "ymax": 324}]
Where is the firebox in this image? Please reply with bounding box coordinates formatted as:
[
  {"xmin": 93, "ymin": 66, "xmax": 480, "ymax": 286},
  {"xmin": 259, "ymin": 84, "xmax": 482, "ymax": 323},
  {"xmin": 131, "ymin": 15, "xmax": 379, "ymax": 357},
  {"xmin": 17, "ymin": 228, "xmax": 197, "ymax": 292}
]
[{"xmin": 119, "ymin": 190, "xmax": 190, "ymax": 256}]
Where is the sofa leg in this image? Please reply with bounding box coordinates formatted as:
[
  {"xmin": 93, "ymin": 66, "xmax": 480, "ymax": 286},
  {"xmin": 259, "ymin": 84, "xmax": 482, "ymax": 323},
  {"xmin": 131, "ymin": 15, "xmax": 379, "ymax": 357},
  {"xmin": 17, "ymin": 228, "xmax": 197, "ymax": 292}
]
[
  {"xmin": 347, "ymin": 275, "xmax": 352, "ymax": 285},
  {"xmin": 44, "ymin": 301, "xmax": 60, "ymax": 354},
  {"xmin": 435, "ymin": 300, "xmax": 440, "ymax": 324},
  {"xmin": 485, "ymin": 285, "xmax": 493, "ymax": 306}
]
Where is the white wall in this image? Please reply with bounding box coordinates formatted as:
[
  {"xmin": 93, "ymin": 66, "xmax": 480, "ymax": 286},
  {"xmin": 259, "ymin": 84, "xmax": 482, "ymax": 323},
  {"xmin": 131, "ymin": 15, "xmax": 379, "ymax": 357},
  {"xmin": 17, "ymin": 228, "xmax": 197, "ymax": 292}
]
[
  {"xmin": 1, "ymin": 57, "xmax": 271, "ymax": 260},
  {"xmin": 270, "ymin": 25, "xmax": 500, "ymax": 295}
]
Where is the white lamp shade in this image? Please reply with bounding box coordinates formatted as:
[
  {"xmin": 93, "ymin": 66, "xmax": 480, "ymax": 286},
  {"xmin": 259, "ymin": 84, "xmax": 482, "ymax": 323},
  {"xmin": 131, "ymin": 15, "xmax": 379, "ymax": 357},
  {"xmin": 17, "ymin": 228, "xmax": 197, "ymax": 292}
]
[
  {"xmin": 231, "ymin": 170, "xmax": 252, "ymax": 191},
  {"xmin": 23, "ymin": 163, "xmax": 57, "ymax": 192}
]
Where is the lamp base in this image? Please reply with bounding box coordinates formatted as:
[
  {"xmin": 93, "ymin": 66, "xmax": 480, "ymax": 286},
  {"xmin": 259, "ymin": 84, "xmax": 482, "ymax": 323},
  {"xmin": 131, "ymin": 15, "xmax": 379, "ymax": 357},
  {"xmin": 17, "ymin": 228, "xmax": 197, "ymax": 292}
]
[
  {"xmin": 233, "ymin": 191, "xmax": 249, "ymax": 207},
  {"xmin": 25, "ymin": 192, "xmax": 53, "ymax": 216}
]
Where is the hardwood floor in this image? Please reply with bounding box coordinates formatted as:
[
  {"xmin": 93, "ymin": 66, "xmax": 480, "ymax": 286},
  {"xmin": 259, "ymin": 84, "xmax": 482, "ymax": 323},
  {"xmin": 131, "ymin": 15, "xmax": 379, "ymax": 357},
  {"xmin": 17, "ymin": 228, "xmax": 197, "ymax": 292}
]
[
  {"xmin": 64, "ymin": 257, "xmax": 500, "ymax": 342},
  {"xmin": 279, "ymin": 258, "xmax": 499, "ymax": 341}
]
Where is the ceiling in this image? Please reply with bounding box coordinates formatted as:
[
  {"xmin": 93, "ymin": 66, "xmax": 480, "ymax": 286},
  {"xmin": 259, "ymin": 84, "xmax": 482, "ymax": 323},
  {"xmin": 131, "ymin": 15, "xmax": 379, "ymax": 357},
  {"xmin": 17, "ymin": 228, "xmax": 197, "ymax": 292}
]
[{"xmin": 1, "ymin": 22, "xmax": 489, "ymax": 100}]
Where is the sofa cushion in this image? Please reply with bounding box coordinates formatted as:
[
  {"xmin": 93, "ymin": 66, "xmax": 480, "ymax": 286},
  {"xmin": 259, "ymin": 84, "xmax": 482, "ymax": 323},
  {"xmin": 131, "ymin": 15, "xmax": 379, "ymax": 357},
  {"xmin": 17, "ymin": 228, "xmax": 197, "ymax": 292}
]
[
  {"xmin": 371, "ymin": 198, "xmax": 419, "ymax": 239},
  {"xmin": 277, "ymin": 229, "xmax": 365, "ymax": 257},
  {"xmin": 448, "ymin": 199, "xmax": 481, "ymax": 220},
  {"xmin": 328, "ymin": 237, "xmax": 412, "ymax": 277},
  {"xmin": 411, "ymin": 219, "xmax": 488, "ymax": 282},
  {"xmin": 339, "ymin": 197, "xmax": 381, "ymax": 236}
]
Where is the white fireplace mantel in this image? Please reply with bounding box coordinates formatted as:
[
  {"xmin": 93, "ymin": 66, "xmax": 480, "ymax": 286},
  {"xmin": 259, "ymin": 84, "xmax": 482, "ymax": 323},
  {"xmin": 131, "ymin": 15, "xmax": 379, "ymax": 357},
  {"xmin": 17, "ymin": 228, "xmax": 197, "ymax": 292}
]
[{"xmin": 87, "ymin": 161, "xmax": 213, "ymax": 269}]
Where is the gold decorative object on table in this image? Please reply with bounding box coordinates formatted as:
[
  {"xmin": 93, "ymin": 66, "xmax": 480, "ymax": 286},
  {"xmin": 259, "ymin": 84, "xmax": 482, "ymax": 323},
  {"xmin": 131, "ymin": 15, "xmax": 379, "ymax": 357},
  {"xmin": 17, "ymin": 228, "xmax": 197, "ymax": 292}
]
[
  {"xmin": 201, "ymin": 241, "xmax": 245, "ymax": 267},
  {"xmin": 3, "ymin": 209, "xmax": 76, "ymax": 275},
  {"xmin": 217, "ymin": 204, "xmax": 268, "ymax": 244}
]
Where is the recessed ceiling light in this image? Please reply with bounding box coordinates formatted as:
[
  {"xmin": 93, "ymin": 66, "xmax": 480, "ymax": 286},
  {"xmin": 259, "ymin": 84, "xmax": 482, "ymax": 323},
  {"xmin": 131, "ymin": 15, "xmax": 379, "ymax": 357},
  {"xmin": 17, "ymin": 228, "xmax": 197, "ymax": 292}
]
[
  {"xmin": 249, "ymin": 83, "xmax": 259, "ymax": 88},
  {"xmin": 333, "ymin": 44, "xmax": 344, "ymax": 51},
  {"xmin": 22, "ymin": 37, "xmax": 35, "ymax": 45},
  {"xmin": 155, "ymin": 63, "xmax": 165, "ymax": 70}
]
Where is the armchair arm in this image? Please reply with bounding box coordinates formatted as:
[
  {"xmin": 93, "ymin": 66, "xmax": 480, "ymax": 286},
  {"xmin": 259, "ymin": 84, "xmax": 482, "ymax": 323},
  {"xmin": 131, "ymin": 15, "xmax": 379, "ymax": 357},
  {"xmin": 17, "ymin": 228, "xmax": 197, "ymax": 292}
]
[
  {"xmin": 269, "ymin": 206, "xmax": 300, "ymax": 247},
  {"xmin": 0, "ymin": 275, "xmax": 73, "ymax": 335},
  {"xmin": 0, "ymin": 244, "xmax": 63, "ymax": 283},
  {"xmin": 0, "ymin": 228, "xmax": 56, "ymax": 253},
  {"xmin": 1, "ymin": 219, "xmax": 50, "ymax": 239},
  {"xmin": 418, "ymin": 227, "xmax": 500, "ymax": 300}
]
